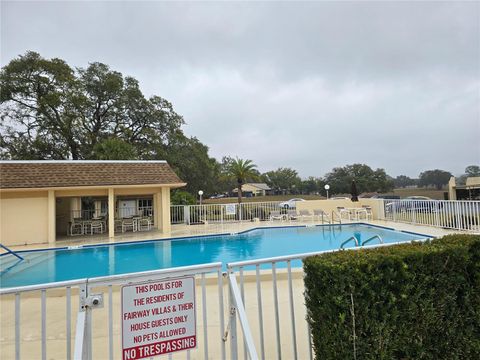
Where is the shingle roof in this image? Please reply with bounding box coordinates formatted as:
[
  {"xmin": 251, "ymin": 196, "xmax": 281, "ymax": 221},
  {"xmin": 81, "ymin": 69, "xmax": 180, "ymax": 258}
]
[{"xmin": 0, "ymin": 161, "xmax": 185, "ymax": 190}]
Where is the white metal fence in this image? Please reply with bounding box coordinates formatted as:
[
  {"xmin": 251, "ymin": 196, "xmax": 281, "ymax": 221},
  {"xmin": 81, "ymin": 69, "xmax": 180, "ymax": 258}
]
[
  {"xmin": 226, "ymin": 254, "xmax": 317, "ymax": 360},
  {"xmin": 0, "ymin": 262, "xmax": 261, "ymax": 360},
  {"xmin": 172, "ymin": 199, "xmax": 480, "ymax": 233},
  {"xmin": 381, "ymin": 199, "xmax": 480, "ymax": 232},
  {"xmin": 171, "ymin": 202, "xmax": 295, "ymax": 225}
]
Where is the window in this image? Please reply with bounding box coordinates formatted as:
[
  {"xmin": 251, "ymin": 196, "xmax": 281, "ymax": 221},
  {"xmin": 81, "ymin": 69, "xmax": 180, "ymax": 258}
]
[{"xmin": 138, "ymin": 198, "xmax": 153, "ymax": 216}]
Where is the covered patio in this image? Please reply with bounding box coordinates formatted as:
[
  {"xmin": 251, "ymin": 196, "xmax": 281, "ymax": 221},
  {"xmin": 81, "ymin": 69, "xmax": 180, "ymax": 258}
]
[{"xmin": 0, "ymin": 160, "xmax": 186, "ymax": 246}]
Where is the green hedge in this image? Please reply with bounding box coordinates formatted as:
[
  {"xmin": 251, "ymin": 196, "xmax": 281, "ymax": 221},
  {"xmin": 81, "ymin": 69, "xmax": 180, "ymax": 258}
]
[{"xmin": 303, "ymin": 234, "xmax": 480, "ymax": 359}]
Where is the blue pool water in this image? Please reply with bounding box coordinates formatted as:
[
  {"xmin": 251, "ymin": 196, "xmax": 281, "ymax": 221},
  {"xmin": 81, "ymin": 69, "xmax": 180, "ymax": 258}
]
[{"xmin": 0, "ymin": 224, "xmax": 428, "ymax": 288}]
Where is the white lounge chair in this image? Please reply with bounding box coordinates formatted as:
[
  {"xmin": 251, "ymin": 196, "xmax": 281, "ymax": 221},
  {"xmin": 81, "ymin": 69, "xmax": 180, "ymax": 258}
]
[
  {"xmin": 313, "ymin": 209, "xmax": 331, "ymax": 223},
  {"xmin": 287, "ymin": 209, "xmax": 298, "ymax": 221},
  {"xmin": 269, "ymin": 210, "xmax": 286, "ymax": 221},
  {"xmin": 298, "ymin": 209, "xmax": 314, "ymax": 221}
]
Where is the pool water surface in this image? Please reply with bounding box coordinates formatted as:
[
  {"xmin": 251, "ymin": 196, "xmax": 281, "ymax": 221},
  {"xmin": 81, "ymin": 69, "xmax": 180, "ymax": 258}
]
[{"xmin": 0, "ymin": 224, "xmax": 429, "ymax": 288}]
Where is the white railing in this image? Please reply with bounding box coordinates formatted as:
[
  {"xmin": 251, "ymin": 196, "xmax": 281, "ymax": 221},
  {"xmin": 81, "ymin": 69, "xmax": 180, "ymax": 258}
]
[
  {"xmin": 225, "ymin": 237, "xmax": 433, "ymax": 360},
  {"xmin": 171, "ymin": 199, "xmax": 480, "ymax": 233},
  {"xmin": 2, "ymin": 236, "xmax": 437, "ymax": 360},
  {"xmin": 381, "ymin": 199, "xmax": 480, "ymax": 232},
  {"xmin": 0, "ymin": 262, "xmax": 261, "ymax": 360},
  {"xmin": 171, "ymin": 201, "xmax": 290, "ymax": 225}
]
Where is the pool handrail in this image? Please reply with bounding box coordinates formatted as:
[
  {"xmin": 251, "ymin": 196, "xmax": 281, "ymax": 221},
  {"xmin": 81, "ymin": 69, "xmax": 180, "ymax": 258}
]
[
  {"xmin": 340, "ymin": 235, "xmax": 360, "ymax": 249},
  {"xmin": 0, "ymin": 243, "xmax": 24, "ymax": 261},
  {"xmin": 361, "ymin": 235, "xmax": 384, "ymax": 246}
]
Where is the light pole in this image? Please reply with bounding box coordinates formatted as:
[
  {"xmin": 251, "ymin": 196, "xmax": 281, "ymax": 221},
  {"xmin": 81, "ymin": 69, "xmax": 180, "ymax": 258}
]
[
  {"xmin": 198, "ymin": 190, "xmax": 204, "ymax": 206},
  {"xmin": 324, "ymin": 184, "xmax": 330, "ymax": 199}
]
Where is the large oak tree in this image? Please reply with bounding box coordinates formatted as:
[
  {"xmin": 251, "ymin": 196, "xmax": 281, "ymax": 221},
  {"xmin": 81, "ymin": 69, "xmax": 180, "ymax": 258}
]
[{"xmin": 0, "ymin": 51, "xmax": 219, "ymax": 194}]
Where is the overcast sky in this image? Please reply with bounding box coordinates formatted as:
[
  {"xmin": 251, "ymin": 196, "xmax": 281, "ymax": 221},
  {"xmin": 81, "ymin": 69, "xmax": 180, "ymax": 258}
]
[{"xmin": 1, "ymin": 1, "xmax": 479, "ymax": 178}]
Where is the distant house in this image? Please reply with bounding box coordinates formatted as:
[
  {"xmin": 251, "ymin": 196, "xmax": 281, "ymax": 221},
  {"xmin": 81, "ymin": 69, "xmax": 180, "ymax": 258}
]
[
  {"xmin": 232, "ymin": 183, "xmax": 272, "ymax": 197},
  {"xmin": 448, "ymin": 176, "xmax": 480, "ymax": 200}
]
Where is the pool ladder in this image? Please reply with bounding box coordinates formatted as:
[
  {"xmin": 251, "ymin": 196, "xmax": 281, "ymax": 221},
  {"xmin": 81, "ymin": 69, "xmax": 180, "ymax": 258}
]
[
  {"xmin": 340, "ymin": 235, "xmax": 384, "ymax": 249},
  {"xmin": 0, "ymin": 243, "xmax": 24, "ymax": 261}
]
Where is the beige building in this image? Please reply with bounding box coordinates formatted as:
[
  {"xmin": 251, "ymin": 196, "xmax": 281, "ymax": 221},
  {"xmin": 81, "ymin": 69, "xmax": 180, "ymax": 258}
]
[
  {"xmin": 448, "ymin": 176, "xmax": 480, "ymax": 200},
  {"xmin": 233, "ymin": 183, "xmax": 271, "ymax": 197},
  {"xmin": 0, "ymin": 160, "xmax": 185, "ymax": 246}
]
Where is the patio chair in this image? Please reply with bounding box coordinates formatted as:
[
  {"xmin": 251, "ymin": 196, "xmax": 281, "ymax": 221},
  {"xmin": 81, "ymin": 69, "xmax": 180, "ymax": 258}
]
[
  {"xmin": 298, "ymin": 209, "xmax": 314, "ymax": 221},
  {"xmin": 122, "ymin": 217, "xmax": 137, "ymax": 232},
  {"xmin": 138, "ymin": 217, "xmax": 152, "ymax": 231},
  {"xmin": 287, "ymin": 209, "xmax": 298, "ymax": 221},
  {"xmin": 269, "ymin": 210, "xmax": 286, "ymax": 221},
  {"xmin": 313, "ymin": 209, "xmax": 331, "ymax": 223},
  {"xmin": 69, "ymin": 218, "xmax": 84, "ymax": 236},
  {"xmin": 114, "ymin": 218, "xmax": 123, "ymax": 232},
  {"xmin": 89, "ymin": 220, "xmax": 104, "ymax": 235},
  {"xmin": 360, "ymin": 205, "xmax": 373, "ymax": 221},
  {"xmin": 336, "ymin": 207, "xmax": 351, "ymax": 221}
]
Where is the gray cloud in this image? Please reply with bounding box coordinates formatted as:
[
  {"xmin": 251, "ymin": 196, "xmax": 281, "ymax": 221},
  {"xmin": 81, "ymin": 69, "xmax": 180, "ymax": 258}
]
[{"xmin": 1, "ymin": 1, "xmax": 479, "ymax": 177}]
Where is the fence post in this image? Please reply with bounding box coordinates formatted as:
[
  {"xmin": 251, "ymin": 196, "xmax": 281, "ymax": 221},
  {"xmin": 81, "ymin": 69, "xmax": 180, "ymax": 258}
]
[
  {"xmin": 412, "ymin": 201, "xmax": 416, "ymax": 224},
  {"xmin": 74, "ymin": 282, "xmax": 91, "ymax": 360},
  {"xmin": 184, "ymin": 206, "xmax": 190, "ymax": 225},
  {"xmin": 229, "ymin": 281, "xmax": 238, "ymax": 360}
]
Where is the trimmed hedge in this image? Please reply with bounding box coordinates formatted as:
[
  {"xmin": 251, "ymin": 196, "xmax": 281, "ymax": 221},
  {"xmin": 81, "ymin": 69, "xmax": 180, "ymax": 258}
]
[{"xmin": 303, "ymin": 234, "xmax": 480, "ymax": 359}]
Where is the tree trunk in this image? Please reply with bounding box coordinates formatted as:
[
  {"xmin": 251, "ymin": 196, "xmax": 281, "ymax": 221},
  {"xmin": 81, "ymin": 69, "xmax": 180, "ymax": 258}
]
[{"xmin": 237, "ymin": 183, "xmax": 242, "ymax": 204}]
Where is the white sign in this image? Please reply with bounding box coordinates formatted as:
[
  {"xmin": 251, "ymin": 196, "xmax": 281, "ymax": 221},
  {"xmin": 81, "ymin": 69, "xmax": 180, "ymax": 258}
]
[
  {"xmin": 122, "ymin": 276, "xmax": 196, "ymax": 360},
  {"xmin": 225, "ymin": 203, "xmax": 236, "ymax": 216}
]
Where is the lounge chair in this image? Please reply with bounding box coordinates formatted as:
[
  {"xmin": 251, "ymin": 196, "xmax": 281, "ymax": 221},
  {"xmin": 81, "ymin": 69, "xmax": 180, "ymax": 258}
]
[
  {"xmin": 269, "ymin": 210, "xmax": 286, "ymax": 221},
  {"xmin": 298, "ymin": 209, "xmax": 314, "ymax": 221},
  {"xmin": 313, "ymin": 209, "xmax": 331, "ymax": 223},
  {"xmin": 287, "ymin": 209, "xmax": 298, "ymax": 221}
]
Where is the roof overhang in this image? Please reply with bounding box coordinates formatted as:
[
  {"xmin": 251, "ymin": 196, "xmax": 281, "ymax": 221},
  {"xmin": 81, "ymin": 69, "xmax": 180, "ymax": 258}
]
[{"xmin": 0, "ymin": 182, "xmax": 187, "ymax": 193}]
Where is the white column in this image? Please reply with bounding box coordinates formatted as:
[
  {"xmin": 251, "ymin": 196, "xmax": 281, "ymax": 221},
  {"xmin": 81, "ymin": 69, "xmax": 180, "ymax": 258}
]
[
  {"xmin": 161, "ymin": 187, "xmax": 171, "ymax": 233},
  {"xmin": 48, "ymin": 190, "xmax": 56, "ymax": 244},
  {"xmin": 154, "ymin": 190, "xmax": 162, "ymax": 231},
  {"xmin": 108, "ymin": 188, "xmax": 115, "ymax": 239}
]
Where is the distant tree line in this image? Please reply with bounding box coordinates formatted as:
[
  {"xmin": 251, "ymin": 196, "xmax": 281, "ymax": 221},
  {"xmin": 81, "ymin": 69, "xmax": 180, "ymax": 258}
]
[{"xmin": 1, "ymin": 52, "xmax": 477, "ymax": 202}]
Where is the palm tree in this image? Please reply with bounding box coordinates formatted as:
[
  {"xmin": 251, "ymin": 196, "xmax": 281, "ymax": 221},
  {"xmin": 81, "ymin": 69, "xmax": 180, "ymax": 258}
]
[{"xmin": 226, "ymin": 158, "xmax": 258, "ymax": 204}]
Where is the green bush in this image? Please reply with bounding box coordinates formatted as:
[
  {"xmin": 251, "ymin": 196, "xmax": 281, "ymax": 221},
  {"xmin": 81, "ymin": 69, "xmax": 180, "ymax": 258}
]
[{"xmin": 303, "ymin": 234, "xmax": 480, "ymax": 360}]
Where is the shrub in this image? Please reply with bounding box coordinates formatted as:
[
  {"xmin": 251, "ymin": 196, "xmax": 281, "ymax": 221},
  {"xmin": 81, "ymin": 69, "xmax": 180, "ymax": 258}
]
[{"xmin": 303, "ymin": 234, "xmax": 480, "ymax": 360}]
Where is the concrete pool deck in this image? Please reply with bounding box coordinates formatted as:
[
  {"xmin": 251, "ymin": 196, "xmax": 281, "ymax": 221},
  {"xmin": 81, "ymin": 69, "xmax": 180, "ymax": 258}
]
[{"xmin": 0, "ymin": 221, "xmax": 467, "ymax": 359}]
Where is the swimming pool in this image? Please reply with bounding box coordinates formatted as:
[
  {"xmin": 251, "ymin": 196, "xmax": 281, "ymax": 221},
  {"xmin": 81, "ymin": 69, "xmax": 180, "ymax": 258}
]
[{"xmin": 0, "ymin": 224, "xmax": 430, "ymax": 288}]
